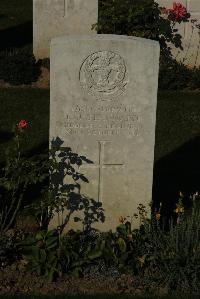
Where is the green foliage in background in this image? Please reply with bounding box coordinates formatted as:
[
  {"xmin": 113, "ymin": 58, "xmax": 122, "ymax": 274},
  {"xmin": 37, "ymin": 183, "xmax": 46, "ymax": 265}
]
[
  {"xmin": 0, "ymin": 0, "xmax": 32, "ymax": 31},
  {"xmin": 95, "ymin": 0, "xmax": 184, "ymax": 61},
  {"xmin": 95, "ymin": 0, "xmax": 200, "ymax": 90}
]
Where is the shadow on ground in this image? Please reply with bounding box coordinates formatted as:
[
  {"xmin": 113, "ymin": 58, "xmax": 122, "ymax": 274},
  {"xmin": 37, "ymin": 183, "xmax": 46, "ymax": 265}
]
[
  {"xmin": 0, "ymin": 130, "xmax": 14, "ymax": 143},
  {"xmin": 0, "ymin": 21, "xmax": 32, "ymax": 51},
  {"xmin": 153, "ymin": 136, "xmax": 200, "ymax": 227}
]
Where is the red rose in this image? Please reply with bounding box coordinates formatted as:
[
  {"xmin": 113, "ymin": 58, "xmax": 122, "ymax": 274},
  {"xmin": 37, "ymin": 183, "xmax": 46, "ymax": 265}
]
[
  {"xmin": 172, "ymin": 2, "xmax": 187, "ymax": 20},
  {"xmin": 17, "ymin": 120, "xmax": 28, "ymax": 129},
  {"xmin": 168, "ymin": 2, "xmax": 187, "ymax": 21},
  {"xmin": 162, "ymin": 2, "xmax": 188, "ymax": 22}
]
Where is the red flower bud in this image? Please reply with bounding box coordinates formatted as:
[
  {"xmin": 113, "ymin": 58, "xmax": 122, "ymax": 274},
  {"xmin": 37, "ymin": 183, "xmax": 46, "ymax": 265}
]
[
  {"xmin": 171, "ymin": 2, "xmax": 187, "ymax": 21},
  {"xmin": 162, "ymin": 2, "xmax": 188, "ymax": 22},
  {"xmin": 17, "ymin": 120, "xmax": 28, "ymax": 129}
]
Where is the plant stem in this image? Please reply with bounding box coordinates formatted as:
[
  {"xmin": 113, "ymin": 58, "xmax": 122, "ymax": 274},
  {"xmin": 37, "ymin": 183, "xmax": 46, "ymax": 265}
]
[{"xmin": 4, "ymin": 182, "xmax": 27, "ymax": 232}]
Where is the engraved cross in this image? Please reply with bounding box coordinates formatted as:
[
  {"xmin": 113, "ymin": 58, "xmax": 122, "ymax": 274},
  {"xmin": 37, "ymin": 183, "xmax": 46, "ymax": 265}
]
[
  {"xmin": 90, "ymin": 54, "xmax": 120, "ymax": 86},
  {"xmin": 63, "ymin": 0, "xmax": 66, "ymax": 17},
  {"xmin": 82, "ymin": 141, "xmax": 124, "ymax": 202},
  {"xmin": 63, "ymin": 0, "xmax": 75, "ymax": 17}
]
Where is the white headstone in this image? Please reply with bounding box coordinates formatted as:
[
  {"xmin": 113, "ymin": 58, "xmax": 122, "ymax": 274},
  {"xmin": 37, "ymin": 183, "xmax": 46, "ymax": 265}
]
[
  {"xmin": 50, "ymin": 35, "xmax": 160, "ymax": 231},
  {"xmin": 33, "ymin": 0, "xmax": 98, "ymax": 59}
]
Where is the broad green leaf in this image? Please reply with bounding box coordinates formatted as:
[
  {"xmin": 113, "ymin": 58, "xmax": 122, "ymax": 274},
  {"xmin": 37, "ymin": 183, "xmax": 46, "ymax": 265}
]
[
  {"xmin": 40, "ymin": 249, "xmax": 46, "ymax": 263},
  {"xmin": 88, "ymin": 250, "xmax": 102, "ymax": 260},
  {"xmin": 117, "ymin": 237, "xmax": 127, "ymax": 253}
]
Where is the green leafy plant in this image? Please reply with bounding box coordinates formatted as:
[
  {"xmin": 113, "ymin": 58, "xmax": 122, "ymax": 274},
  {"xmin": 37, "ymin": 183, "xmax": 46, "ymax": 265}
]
[
  {"xmin": 19, "ymin": 135, "xmax": 105, "ymax": 281},
  {"xmin": 94, "ymin": 0, "xmax": 200, "ymax": 90},
  {"xmin": 22, "ymin": 229, "xmax": 105, "ymax": 280},
  {"xmin": 130, "ymin": 193, "xmax": 200, "ymax": 294},
  {"xmin": 59, "ymin": 225, "xmax": 135, "ymax": 278},
  {"xmin": 0, "ymin": 231, "xmax": 22, "ymax": 269},
  {"xmin": 79, "ymin": 220, "xmax": 137, "ymax": 276},
  {"xmin": 59, "ymin": 230, "xmax": 105, "ymax": 277},
  {"xmin": 0, "ymin": 122, "xmax": 105, "ymax": 234},
  {"xmin": 94, "ymin": 0, "xmax": 190, "ymax": 61},
  {"xmin": 30, "ymin": 137, "xmax": 105, "ymax": 233},
  {"xmin": 21, "ymin": 230, "xmax": 60, "ymax": 282},
  {"xmin": 0, "ymin": 120, "xmax": 48, "ymax": 234},
  {"xmin": 21, "ymin": 193, "xmax": 200, "ymax": 291},
  {"xmin": 158, "ymin": 196, "xmax": 200, "ymax": 293}
]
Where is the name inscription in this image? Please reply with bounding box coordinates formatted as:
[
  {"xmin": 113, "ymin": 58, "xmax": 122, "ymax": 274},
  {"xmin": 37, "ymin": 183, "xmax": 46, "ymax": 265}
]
[{"xmin": 64, "ymin": 104, "xmax": 141, "ymax": 137}]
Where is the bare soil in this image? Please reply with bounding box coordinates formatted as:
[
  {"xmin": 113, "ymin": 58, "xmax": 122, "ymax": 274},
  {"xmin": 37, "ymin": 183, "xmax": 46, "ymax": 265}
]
[{"xmin": 0, "ymin": 261, "xmax": 169, "ymax": 297}]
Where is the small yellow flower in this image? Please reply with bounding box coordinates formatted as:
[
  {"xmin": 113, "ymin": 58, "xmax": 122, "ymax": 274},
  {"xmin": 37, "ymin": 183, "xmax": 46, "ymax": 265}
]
[
  {"xmin": 127, "ymin": 234, "xmax": 133, "ymax": 241},
  {"xmin": 138, "ymin": 256, "xmax": 145, "ymax": 267},
  {"xmin": 119, "ymin": 216, "xmax": 126, "ymax": 224},
  {"xmin": 175, "ymin": 206, "xmax": 184, "ymax": 213},
  {"xmin": 156, "ymin": 213, "xmax": 161, "ymax": 221}
]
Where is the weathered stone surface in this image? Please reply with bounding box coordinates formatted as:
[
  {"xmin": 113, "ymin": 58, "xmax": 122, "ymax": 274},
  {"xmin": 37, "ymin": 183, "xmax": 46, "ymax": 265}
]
[
  {"xmin": 50, "ymin": 35, "xmax": 160, "ymax": 231},
  {"xmin": 33, "ymin": 0, "xmax": 98, "ymax": 59},
  {"xmin": 156, "ymin": 0, "xmax": 200, "ymax": 67}
]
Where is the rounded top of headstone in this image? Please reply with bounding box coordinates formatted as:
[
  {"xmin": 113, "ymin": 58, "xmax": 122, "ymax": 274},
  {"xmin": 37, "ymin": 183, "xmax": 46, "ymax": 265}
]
[{"xmin": 51, "ymin": 34, "xmax": 160, "ymax": 48}]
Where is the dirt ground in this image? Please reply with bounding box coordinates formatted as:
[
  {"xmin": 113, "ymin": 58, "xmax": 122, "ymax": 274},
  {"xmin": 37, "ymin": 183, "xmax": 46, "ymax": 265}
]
[{"xmin": 0, "ymin": 261, "xmax": 170, "ymax": 297}]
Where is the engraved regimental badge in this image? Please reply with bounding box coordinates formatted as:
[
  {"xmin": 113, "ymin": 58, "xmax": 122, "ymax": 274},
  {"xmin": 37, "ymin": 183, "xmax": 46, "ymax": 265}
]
[{"xmin": 79, "ymin": 51, "xmax": 128, "ymax": 100}]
